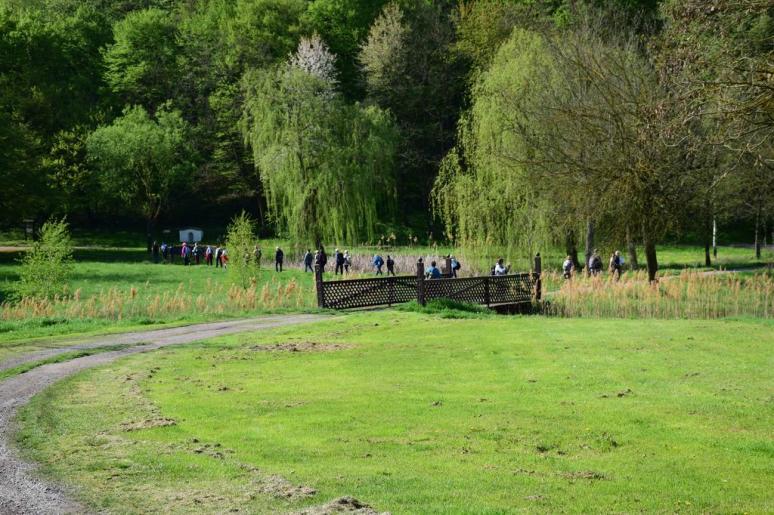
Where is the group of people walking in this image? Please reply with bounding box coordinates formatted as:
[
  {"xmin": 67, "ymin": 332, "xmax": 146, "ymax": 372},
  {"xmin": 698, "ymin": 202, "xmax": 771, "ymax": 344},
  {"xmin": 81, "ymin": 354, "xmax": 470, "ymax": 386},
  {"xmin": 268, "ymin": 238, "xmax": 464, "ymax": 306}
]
[
  {"xmin": 151, "ymin": 241, "xmax": 230, "ymax": 267},
  {"xmin": 563, "ymin": 249, "xmax": 623, "ymax": 280}
]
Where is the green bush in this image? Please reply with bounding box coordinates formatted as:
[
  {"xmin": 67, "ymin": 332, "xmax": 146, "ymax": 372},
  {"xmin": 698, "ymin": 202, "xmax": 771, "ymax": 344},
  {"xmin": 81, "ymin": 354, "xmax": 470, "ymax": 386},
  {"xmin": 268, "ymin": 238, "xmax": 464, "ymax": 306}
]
[
  {"xmin": 225, "ymin": 211, "xmax": 259, "ymax": 288},
  {"xmin": 16, "ymin": 218, "xmax": 74, "ymax": 299},
  {"xmin": 398, "ymin": 299, "xmax": 492, "ymax": 318}
]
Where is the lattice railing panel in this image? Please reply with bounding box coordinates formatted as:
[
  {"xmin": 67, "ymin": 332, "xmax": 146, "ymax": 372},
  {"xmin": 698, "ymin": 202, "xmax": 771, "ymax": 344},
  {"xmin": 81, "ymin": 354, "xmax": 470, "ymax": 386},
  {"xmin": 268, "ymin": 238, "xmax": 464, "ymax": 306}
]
[{"xmin": 321, "ymin": 275, "xmax": 418, "ymax": 309}]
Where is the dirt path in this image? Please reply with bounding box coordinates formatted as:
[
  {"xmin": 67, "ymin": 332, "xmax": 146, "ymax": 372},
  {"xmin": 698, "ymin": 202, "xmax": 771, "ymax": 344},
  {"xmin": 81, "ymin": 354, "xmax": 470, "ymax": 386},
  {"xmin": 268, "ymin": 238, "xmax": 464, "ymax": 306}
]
[{"xmin": 0, "ymin": 314, "xmax": 326, "ymax": 514}]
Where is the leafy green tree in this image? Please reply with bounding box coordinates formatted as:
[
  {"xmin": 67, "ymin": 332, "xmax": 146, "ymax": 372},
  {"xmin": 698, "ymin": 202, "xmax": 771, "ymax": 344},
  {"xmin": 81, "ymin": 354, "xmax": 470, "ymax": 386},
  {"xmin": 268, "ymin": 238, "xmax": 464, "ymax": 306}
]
[
  {"xmin": 16, "ymin": 217, "xmax": 74, "ymax": 299},
  {"xmin": 87, "ymin": 104, "xmax": 193, "ymax": 237},
  {"xmin": 104, "ymin": 8, "xmax": 180, "ymax": 112},
  {"xmin": 225, "ymin": 211, "xmax": 259, "ymax": 288},
  {"xmin": 243, "ymin": 38, "xmax": 399, "ymax": 245},
  {"xmin": 360, "ymin": 2, "xmax": 466, "ymax": 217}
]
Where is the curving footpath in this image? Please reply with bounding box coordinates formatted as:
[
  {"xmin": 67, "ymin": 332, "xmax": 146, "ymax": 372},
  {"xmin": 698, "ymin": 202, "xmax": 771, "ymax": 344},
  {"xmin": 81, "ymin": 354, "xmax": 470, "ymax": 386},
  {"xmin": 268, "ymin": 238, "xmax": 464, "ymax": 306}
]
[{"xmin": 0, "ymin": 315, "xmax": 326, "ymax": 515}]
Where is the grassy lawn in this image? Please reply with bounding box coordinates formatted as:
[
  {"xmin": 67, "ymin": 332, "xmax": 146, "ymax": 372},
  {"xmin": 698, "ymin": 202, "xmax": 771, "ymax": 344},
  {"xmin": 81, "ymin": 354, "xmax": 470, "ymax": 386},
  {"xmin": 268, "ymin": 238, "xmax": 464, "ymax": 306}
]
[{"xmin": 17, "ymin": 312, "xmax": 773, "ymax": 513}]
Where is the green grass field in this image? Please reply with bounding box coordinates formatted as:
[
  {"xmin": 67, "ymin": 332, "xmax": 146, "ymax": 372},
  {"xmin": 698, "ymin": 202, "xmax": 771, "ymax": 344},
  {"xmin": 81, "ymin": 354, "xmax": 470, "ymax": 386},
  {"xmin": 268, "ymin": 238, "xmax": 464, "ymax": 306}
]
[{"xmin": 17, "ymin": 312, "xmax": 773, "ymax": 513}]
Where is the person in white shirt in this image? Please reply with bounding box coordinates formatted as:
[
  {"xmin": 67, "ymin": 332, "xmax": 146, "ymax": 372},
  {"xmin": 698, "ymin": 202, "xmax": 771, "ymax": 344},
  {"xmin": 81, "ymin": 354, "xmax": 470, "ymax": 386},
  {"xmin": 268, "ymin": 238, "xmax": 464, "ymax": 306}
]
[{"xmin": 493, "ymin": 258, "xmax": 509, "ymax": 276}]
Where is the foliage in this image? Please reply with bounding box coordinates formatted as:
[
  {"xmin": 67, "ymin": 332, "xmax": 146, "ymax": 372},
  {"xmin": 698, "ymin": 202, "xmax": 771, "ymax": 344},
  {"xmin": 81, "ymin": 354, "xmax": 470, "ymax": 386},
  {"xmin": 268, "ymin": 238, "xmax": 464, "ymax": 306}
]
[
  {"xmin": 546, "ymin": 270, "xmax": 774, "ymax": 319},
  {"xmin": 242, "ymin": 51, "xmax": 399, "ymax": 245},
  {"xmin": 224, "ymin": 211, "xmax": 259, "ymax": 288},
  {"xmin": 86, "ymin": 104, "xmax": 193, "ymax": 229},
  {"xmin": 15, "ymin": 217, "xmax": 73, "ymax": 299}
]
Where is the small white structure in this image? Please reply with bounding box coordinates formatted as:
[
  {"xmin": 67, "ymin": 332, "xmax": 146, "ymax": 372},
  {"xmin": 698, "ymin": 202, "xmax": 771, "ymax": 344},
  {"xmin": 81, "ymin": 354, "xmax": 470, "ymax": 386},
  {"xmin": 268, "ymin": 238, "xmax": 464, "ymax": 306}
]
[{"xmin": 179, "ymin": 227, "xmax": 203, "ymax": 243}]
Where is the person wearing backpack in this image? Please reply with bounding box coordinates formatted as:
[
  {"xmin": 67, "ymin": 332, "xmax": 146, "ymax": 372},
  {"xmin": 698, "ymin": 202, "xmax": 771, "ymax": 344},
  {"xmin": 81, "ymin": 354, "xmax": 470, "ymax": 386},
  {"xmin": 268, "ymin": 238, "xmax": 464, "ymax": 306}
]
[
  {"xmin": 451, "ymin": 256, "xmax": 461, "ymax": 278},
  {"xmin": 373, "ymin": 254, "xmax": 384, "ymax": 275},
  {"xmin": 563, "ymin": 255, "xmax": 574, "ymax": 279},
  {"xmin": 589, "ymin": 250, "xmax": 603, "ymax": 276},
  {"xmin": 609, "ymin": 250, "xmax": 623, "ymax": 280}
]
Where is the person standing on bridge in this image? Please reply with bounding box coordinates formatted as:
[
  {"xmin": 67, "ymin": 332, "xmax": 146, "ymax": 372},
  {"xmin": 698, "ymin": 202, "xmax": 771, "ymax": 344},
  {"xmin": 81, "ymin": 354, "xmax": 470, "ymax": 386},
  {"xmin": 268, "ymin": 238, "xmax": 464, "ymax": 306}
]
[{"xmin": 494, "ymin": 258, "xmax": 509, "ymax": 276}]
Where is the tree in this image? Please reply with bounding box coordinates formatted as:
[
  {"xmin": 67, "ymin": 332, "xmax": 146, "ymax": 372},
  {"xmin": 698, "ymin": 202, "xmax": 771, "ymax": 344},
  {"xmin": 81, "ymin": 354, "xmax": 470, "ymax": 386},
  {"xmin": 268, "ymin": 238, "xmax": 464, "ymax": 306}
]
[
  {"xmin": 103, "ymin": 8, "xmax": 180, "ymax": 112},
  {"xmin": 87, "ymin": 104, "xmax": 193, "ymax": 238},
  {"xmin": 242, "ymin": 37, "xmax": 399, "ymax": 245},
  {"xmin": 360, "ymin": 2, "xmax": 466, "ymax": 219},
  {"xmin": 16, "ymin": 217, "xmax": 74, "ymax": 299},
  {"xmin": 225, "ymin": 211, "xmax": 259, "ymax": 288}
]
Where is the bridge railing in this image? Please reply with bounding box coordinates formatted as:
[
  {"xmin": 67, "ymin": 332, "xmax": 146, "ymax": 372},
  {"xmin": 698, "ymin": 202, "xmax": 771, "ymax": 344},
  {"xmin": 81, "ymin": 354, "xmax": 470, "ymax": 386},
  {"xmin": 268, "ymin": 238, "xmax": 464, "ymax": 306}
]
[{"xmin": 315, "ymin": 255, "xmax": 542, "ymax": 310}]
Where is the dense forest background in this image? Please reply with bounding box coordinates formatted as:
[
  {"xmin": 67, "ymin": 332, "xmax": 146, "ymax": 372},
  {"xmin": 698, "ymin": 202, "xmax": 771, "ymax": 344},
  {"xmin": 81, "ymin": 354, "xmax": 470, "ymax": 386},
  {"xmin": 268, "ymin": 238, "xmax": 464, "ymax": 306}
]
[{"xmin": 0, "ymin": 0, "xmax": 771, "ymax": 269}]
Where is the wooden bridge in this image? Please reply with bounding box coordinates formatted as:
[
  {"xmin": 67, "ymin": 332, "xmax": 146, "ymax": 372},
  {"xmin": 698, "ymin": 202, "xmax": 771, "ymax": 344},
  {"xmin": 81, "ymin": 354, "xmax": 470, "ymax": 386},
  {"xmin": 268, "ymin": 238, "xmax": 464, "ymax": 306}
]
[{"xmin": 315, "ymin": 255, "xmax": 542, "ymax": 312}]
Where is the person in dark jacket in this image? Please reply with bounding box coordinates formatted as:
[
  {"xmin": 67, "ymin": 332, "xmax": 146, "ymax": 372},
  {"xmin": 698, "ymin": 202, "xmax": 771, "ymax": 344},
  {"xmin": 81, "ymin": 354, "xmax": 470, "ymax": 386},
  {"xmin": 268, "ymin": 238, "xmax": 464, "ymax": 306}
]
[
  {"xmin": 316, "ymin": 245, "xmax": 328, "ymax": 273},
  {"xmin": 275, "ymin": 246, "xmax": 284, "ymax": 272},
  {"xmin": 303, "ymin": 249, "xmax": 313, "ymax": 272},
  {"xmin": 386, "ymin": 255, "xmax": 395, "ymax": 276},
  {"xmin": 334, "ymin": 248, "xmax": 345, "ymax": 275},
  {"xmin": 152, "ymin": 241, "xmax": 160, "ymax": 263}
]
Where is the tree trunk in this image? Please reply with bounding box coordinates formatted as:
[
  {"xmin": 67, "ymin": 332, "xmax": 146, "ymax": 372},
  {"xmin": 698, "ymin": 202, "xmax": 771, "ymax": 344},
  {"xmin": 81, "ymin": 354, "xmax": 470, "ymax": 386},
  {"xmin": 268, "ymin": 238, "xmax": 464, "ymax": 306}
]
[
  {"xmin": 626, "ymin": 227, "xmax": 638, "ymax": 270},
  {"xmin": 704, "ymin": 207, "xmax": 712, "ymax": 267},
  {"xmin": 584, "ymin": 219, "xmax": 594, "ymax": 276},
  {"xmin": 146, "ymin": 217, "xmax": 156, "ymax": 253},
  {"xmin": 644, "ymin": 237, "xmax": 658, "ymax": 283},
  {"xmin": 565, "ymin": 229, "xmax": 580, "ymax": 269},
  {"xmin": 754, "ymin": 203, "xmax": 762, "ymax": 260}
]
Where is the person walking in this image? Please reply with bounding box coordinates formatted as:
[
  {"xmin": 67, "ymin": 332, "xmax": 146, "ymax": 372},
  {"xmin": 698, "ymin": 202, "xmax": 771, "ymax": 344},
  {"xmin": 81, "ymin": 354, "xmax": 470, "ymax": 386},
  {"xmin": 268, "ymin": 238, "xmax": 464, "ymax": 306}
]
[
  {"xmin": 193, "ymin": 243, "xmax": 200, "ymax": 265},
  {"xmin": 609, "ymin": 250, "xmax": 623, "ymax": 280},
  {"xmin": 386, "ymin": 255, "xmax": 395, "ymax": 276},
  {"xmin": 334, "ymin": 248, "xmax": 345, "ymax": 275},
  {"xmin": 303, "ymin": 249, "xmax": 313, "ymax": 272},
  {"xmin": 589, "ymin": 249, "xmax": 603, "ymax": 276},
  {"xmin": 562, "ymin": 255, "xmax": 574, "ymax": 279},
  {"xmin": 215, "ymin": 246, "xmax": 223, "ymax": 268},
  {"xmin": 373, "ymin": 254, "xmax": 384, "ymax": 275},
  {"xmin": 254, "ymin": 245, "xmax": 262, "ymax": 268},
  {"xmin": 181, "ymin": 242, "xmax": 190, "ymax": 266},
  {"xmin": 205, "ymin": 245, "xmax": 213, "ymax": 266},
  {"xmin": 274, "ymin": 246, "xmax": 284, "ymax": 272},
  {"xmin": 316, "ymin": 245, "xmax": 328, "ymax": 273},
  {"xmin": 161, "ymin": 242, "xmax": 168, "ymax": 262},
  {"xmin": 221, "ymin": 248, "xmax": 228, "ymax": 269},
  {"xmin": 450, "ymin": 255, "xmax": 461, "ymax": 278},
  {"xmin": 343, "ymin": 250, "xmax": 351, "ymax": 274},
  {"xmin": 152, "ymin": 241, "xmax": 160, "ymax": 263}
]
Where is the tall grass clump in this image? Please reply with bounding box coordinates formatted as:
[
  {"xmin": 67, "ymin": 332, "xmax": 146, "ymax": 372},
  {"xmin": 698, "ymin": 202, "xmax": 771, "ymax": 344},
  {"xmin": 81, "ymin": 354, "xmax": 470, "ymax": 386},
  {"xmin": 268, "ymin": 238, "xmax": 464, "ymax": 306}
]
[
  {"xmin": 15, "ymin": 218, "xmax": 74, "ymax": 299},
  {"xmin": 225, "ymin": 211, "xmax": 259, "ymax": 288},
  {"xmin": 546, "ymin": 270, "xmax": 774, "ymax": 319}
]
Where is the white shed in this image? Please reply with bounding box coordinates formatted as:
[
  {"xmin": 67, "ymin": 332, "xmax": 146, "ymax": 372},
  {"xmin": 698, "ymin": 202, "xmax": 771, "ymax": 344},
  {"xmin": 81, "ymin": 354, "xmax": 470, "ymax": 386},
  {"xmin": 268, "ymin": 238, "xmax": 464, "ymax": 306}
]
[{"xmin": 179, "ymin": 227, "xmax": 203, "ymax": 243}]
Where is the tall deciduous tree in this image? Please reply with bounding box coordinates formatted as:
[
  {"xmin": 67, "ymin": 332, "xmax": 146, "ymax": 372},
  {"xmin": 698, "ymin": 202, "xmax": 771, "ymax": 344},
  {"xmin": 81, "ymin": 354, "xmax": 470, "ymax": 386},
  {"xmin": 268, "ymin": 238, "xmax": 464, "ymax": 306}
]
[
  {"xmin": 242, "ymin": 37, "xmax": 398, "ymax": 245},
  {"xmin": 87, "ymin": 104, "xmax": 193, "ymax": 237}
]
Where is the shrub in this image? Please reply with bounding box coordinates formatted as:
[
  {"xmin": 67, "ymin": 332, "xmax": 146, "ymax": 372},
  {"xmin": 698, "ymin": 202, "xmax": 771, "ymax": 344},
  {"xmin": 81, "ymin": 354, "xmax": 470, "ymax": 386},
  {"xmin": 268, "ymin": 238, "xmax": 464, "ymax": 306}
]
[
  {"xmin": 225, "ymin": 211, "xmax": 259, "ymax": 288},
  {"xmin": 16, "ymin": 218, "xmax": 74, "ymax": 299}
]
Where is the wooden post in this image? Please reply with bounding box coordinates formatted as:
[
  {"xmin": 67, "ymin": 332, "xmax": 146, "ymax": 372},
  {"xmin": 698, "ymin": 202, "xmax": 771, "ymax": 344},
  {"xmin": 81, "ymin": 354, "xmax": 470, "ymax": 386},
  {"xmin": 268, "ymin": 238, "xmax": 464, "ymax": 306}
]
[
  {"xmin": 444, "ymin": 256, "xmax": 452, "ymax": 277},
  {"xmin": 416, "ymin": 260, "xmax": 426, "ymax": 306},
  {"xmin": 534, "ymin": 253, "xmax": 542, "ymax": 301},
  {"xmin": 315, "ymin": 264, "xmax": 324, "ymax": 308}
]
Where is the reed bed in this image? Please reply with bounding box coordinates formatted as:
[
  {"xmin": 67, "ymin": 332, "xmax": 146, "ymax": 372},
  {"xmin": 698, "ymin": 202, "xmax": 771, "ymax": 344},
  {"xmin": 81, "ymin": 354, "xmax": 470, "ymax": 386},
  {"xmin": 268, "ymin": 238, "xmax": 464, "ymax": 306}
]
[
  {"xmin": 0, "ymin": 276, "xmax": 313, "ymax": 322},
  {"xmin": 545, "ymin": 270, "xmax": 774, "ymax": 319}
]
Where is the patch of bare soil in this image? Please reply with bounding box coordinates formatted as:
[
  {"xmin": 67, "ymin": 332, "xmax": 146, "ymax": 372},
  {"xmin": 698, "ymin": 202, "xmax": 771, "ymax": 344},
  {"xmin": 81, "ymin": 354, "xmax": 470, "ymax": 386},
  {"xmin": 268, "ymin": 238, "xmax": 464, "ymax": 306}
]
[
  {"xmin": 254, "ymin": 474, "xmax": 317, "ymax": 500},
  {"xmin": 121, "ymin": 418, "xmax": 176, "ymax": 431},
  {"xmin": 296, "ymin": 496, "xmax": 388, "ymax": 515},
  {"xmin": 251, "ymin": 342, "xmax": 352, "ymax": 353},
  {"xmin": 560, "ymin": 470, "xmax": 607, "ymax": 481}
]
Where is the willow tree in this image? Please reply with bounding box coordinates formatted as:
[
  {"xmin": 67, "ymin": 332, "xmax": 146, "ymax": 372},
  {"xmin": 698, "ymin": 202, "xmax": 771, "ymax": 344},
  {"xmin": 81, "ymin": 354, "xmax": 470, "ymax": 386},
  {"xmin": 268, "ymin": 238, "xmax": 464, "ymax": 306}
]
[
  {"xmin": 432, "ymin": 29, "xmax": 561, "ymax": 262},
  {"xmin": 242, "ymin": 36, "xmax": 398, "ymax": 246}
]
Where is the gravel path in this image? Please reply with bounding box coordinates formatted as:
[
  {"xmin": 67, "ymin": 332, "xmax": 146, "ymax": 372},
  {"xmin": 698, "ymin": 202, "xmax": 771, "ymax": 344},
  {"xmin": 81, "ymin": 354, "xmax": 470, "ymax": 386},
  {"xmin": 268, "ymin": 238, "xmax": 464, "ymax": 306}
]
[{"xmin": 0, "ymin": 314, "xmax": 326, "ymax": 514}]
